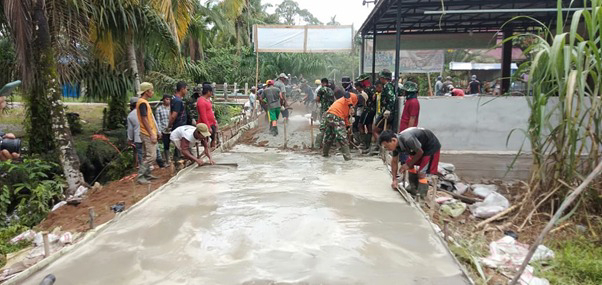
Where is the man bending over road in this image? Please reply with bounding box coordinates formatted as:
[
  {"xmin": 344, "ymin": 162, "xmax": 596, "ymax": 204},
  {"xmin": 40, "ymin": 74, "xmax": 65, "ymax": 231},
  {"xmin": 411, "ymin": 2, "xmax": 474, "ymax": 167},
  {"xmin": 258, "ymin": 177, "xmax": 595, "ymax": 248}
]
[
  {"xmin": 379, "ymin": 128, "xmax": 441, "ymax": 199},
  {"xmin": 170, "ymin": 123, "xmax": 215, "ymax": 167}
]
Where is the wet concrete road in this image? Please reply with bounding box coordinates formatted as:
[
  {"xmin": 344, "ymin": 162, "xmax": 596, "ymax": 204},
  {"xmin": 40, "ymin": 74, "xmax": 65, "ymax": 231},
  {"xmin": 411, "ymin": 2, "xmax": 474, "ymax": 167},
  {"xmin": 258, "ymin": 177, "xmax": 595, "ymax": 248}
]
[{"xmin": 23, "ymin": 145, "xmax": 469, "ymax": 285}]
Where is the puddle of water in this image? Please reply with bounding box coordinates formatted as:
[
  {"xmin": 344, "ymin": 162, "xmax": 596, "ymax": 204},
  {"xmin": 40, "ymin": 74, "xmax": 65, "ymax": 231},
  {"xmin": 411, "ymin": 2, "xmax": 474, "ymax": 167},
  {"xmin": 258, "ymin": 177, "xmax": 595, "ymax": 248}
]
[{"xmin": 22, "ymin": 146, "xmax": 469, "ymax": 285}]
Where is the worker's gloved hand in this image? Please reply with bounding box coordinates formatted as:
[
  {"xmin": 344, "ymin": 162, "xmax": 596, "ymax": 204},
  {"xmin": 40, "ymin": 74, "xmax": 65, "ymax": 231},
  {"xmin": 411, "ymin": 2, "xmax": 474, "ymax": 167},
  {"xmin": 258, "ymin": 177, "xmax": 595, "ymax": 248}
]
[
  {"xmin": 383, "ymin": 110, "xmax": 391, "ymax": 118},
  {"xmin": 280, "ymin": 106, "xmax": 285, "ymax": 111}
]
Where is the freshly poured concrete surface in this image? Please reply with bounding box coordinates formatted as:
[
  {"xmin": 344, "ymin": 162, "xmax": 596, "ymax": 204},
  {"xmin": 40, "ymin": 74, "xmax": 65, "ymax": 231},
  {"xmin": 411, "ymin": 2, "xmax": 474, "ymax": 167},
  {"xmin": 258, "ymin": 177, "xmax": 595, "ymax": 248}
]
[{"xmin": 23, "ymin": 145, "xmax": 469, "ymax": 285}]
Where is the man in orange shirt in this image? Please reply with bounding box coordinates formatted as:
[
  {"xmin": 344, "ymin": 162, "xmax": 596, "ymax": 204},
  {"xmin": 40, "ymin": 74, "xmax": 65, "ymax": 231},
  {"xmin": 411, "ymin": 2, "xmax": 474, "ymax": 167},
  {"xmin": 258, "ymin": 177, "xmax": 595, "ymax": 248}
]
[
  {"xmin": 135, "ymin": 82, "xmax": 160, "ymax": 184},
  {"xmin": 320, "ymin": 88, "xmax": 359, "ymax": 161}
]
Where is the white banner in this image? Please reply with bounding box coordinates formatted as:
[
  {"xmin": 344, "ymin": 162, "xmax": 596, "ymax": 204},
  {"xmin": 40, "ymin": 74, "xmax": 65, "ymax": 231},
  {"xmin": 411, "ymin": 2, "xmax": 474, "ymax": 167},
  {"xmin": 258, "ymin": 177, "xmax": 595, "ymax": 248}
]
[
  {"xmin": 254, "ymin": 25, "xmax": 353, "ymax": 53},
  {"xmin": 364, "ymin": 40, "xmax": 444, "ymax": 74}
]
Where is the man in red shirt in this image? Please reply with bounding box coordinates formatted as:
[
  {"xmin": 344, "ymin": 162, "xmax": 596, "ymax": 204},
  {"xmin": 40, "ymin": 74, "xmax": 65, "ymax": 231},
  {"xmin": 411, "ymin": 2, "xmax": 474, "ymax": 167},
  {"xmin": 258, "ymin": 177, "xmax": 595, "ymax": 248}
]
[
  {"xmin": 196, "ymin": 83, "xmax": 219, "ymax": 148},
  {"xmin": 399, "ymin": 80, "xmax": 420, "ymax": 132},
  {"xmin": 450, "ymin": 86, "xmax": 465, "ymax": 97}
]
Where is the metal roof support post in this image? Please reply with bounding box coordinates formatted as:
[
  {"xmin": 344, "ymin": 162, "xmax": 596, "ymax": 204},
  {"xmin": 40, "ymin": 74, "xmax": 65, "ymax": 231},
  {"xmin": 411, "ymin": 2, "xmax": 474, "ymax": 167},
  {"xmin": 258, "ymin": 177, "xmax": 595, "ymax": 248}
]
[
  {"xmin": 372, "ymin": 24, "xmax": 377, "ymax": 83},
  {"xmin": 394, "ymin": 1, "xmax": 402, "ymax": 96},
  {"xmin": 501, "ymin": 27, "xmax": 513, "ymax": 94},
  {"xmin": 360, "ymin": 34, "xmax": 365, "ymax": 75}
]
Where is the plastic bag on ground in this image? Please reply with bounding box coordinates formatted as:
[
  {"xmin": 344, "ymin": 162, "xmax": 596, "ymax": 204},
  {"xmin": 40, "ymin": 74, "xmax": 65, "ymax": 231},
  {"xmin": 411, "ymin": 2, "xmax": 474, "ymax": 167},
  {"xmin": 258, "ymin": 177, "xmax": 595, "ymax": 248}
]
[
  {"xmin": 59, "ymin": 232, "xmax": 73, "ymax": 245},
  {"xmin": 10, "ymin": 230, "xmax": 36, "ymax": 244},
  {"xmin": 437, "ymin": 162, "xmax": 456, "ymax": 175},
  {"xmin": 441, "ymin": 201, "xmax": 467, "ymax": 218},
  {"xmin": 454, "ymin": 182, "xmax": 469, "ymax": 195},
  {"xmin": 33, "ymin": 233, "xmax": 59, "ymax": 247},
  {"xmin": 51, "ymin": 201, "xmax": 67, "ymax": 212},
  {"xmin": 73, "ymin": 185, "xmax": 89, "ymax": 198},
  {"xmin": 481, "ymin": 236, "xmax": 553, "ymax": 285},
  {"xmin": 469, "ymin": 192, "xmax": 509, "ymax": 218},
  {"xmin": 471, "ymin": 184, "xmax": 498, "ymax": 198}
]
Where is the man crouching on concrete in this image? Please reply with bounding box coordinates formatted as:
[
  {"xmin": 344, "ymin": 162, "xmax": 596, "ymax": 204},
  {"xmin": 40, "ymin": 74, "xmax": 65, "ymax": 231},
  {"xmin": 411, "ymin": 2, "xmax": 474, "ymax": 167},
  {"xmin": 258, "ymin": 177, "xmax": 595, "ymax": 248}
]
[
  {"xmin": 170, "ymin": 123, "xmax": 216, "ymax": 167},
  {"xmin": 379, "ymin": 128, "xmax": 441, "ymax": 198}
]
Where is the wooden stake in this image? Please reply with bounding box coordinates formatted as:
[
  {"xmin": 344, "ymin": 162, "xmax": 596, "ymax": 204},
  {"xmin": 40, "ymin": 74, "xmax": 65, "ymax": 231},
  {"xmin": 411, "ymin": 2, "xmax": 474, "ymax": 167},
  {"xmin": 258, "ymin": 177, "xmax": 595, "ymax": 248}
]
[
  {"xmin": 510, "ymin": 160, "xmax": 602, "ymax": 285},
  {"xmin": 283, "ymin": 118, "xmax": 288, "ymax": 149},
  {"xmin": 310, "ymin": 117, "xmax": 314, "ymax": 149},
  {"xmin": 42, "ymin": 232, "xmax": 50, "ymax": 258},
  {"xmin": 88, "ymin": 207, "xmax": 95, "ymax": 229}
]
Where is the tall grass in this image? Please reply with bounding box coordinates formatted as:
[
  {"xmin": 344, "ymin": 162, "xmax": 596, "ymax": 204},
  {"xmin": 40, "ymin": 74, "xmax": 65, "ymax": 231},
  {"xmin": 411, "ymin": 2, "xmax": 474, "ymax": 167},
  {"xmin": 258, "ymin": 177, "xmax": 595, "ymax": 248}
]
[{"xmin": 513, "ymin": 0, "xmax": 602, "ymax": 213}]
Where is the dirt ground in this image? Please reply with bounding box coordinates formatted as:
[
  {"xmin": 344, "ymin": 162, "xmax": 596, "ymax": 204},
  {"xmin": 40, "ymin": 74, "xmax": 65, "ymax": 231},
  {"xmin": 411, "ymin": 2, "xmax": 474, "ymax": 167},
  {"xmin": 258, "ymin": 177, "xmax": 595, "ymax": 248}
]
[{"xmin": 37, "ymin": 166, "xmax": 172, "ymax": 233}]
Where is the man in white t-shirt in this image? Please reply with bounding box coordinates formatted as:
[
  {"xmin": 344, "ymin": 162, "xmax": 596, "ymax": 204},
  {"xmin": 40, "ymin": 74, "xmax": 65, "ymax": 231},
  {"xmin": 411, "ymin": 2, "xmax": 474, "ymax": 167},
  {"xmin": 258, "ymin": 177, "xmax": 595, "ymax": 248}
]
[{"xmin": 170, "ymin": 123, "xmax": 215, "ymax": 166}]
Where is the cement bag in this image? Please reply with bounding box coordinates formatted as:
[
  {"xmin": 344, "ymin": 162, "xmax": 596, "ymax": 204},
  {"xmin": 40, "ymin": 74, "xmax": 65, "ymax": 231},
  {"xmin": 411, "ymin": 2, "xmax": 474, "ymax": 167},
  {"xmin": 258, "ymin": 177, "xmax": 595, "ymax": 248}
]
[
  {"xmin": 471, "ymin": 184, "xmax": 498, "ymax": 198},
  {"xmin": 437, "ymin": 162, "xmax": 456, "ymax": 175},
  {"xmin": 469, "ymin": 192, "xmax": 509, "ymax": 218}
]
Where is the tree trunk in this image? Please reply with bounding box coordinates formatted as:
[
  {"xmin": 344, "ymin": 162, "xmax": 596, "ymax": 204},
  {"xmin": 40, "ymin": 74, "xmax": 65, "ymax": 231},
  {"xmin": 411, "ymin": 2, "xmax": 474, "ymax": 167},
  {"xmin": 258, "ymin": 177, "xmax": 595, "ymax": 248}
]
[
  {"xmin": 189, "ymin": 37, "xmax": 196, "ymax": 61},
  {"xmin": 127, "ymin": 35, "xmax": 141, "ymax": 93},
  {"xmin": 33, "ymin": 0, "xmax": 86, "ymax": 195}
]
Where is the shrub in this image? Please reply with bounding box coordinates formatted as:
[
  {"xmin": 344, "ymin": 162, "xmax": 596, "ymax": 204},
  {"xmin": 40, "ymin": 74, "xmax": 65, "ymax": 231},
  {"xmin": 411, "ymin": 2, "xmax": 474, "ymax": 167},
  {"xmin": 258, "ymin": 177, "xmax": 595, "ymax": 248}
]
[{"xmin": 0, "ymin": 159, "xmax": 65, "ymax": 227}]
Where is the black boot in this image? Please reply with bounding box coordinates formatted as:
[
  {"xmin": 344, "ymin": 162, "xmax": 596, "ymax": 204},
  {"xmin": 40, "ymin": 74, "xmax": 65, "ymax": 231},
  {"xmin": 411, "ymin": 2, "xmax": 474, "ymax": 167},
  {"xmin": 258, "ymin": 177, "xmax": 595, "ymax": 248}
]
[{"xmin": 406, "ymin": 171, "xmax": 419, "ymax": 196}]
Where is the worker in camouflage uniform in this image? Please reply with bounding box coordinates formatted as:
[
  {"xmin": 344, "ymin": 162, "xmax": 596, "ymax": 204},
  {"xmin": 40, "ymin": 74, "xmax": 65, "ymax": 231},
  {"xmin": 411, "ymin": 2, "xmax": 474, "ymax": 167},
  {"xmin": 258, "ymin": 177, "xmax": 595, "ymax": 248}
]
[
  {"xmin": 320, "ymin": 89, "xmax": 359, "ymax": 161},
  {"xmin": 356, "ymin": 74, "xmax": 377, "ymax": 154},
  {"xmin": 316, "ymin": 78, "xmax": 335, "ymax": 119},
  {"xmin": 371, "ymin": 69, "xmax": 397, "ymax": 155},
  {"xmin": 184, "ymin": 84, "xmax": 202, "ymax": 125}
]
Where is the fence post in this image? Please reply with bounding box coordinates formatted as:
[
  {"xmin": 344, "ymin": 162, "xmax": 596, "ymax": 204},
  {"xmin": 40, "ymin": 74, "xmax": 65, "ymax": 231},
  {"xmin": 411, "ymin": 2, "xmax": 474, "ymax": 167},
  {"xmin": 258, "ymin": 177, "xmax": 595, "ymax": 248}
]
[
  {"xmin": 245, "ymin": 83, "xmax": 249, "ymax": 96},
  {"xmin": 223, "ymin": 83, "xmax": 228, "ymax": 101},
  {"xmin": 233, "ymin": 83, "xmax": 238, "ymax": 98}
]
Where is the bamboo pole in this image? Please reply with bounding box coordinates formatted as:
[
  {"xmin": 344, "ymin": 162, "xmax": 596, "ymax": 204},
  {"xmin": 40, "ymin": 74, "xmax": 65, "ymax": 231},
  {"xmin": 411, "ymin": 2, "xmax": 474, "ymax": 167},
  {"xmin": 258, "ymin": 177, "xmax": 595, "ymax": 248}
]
[
  {"xmin": 510, "ymin": 160, "xmax": 602, "ymax": 285},
  {"xmin": 427, "ymin": 72, "xmax": 433, "ymax": 96}
]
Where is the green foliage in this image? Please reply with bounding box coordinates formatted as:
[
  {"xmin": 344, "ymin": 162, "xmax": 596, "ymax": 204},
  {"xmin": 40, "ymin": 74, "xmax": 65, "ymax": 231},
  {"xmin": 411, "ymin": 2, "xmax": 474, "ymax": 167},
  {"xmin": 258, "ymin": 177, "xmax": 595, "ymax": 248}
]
[
  {"xmin": 0, "ymin": 159, "xmax": 64, "ymax": 227},
  {"xmin": 539, "ymin": 238, "xmax": 602, "ymax": 285},
  {"xmin": 275, "ymin": 0, "xmax": 322, "ymax": 25},
  {"xmin": 508, "ymin": 0, "xmax": 602, "ymax": 203},
  {"xmin": 214, "ymin": 105, "xmax": 242, "ymax": 126},
  {"xmin": 0, "ymin": 224, "xmax": 31, "ymax": 267},
  {"xmin": 105, "ymin": 151, "xmax": 135, "ymax": 181},
  {"xmin": 81, "ymin": 61, "xmax": 134, "ymax": 130},
  {"xmin": 0, "ymin": 36, "xmax": 16, "ymax": 87},
  {"xmin": 66, "ymin": 112, "xmax": 83, "ymax": 135}
]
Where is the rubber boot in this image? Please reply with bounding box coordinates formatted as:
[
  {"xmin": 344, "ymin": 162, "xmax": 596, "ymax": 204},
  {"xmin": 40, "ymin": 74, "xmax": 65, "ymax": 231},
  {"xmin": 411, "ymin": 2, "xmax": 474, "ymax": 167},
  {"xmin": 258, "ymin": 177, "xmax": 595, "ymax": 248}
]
[
  {"xmin": 361, "ymin": 134, "xmax": 372, "ymax": 154},
  {"xmin": 137, "ymin": 164, "xmax": 151, "ymax": 184},
  {"xmin": 315, "ymin": 132, "xmax": 324, "ymax": 149},
  {"xmin": 369, "ymin": 141, "xmax": 380, "ymax": 156},
  {"xmin": 274, "ymin": 126, "xmax": 279, "ymax": 136},
  {"xmin": 352, "ymin": 132, "xmax": 362, "ymax": 149},
  {"xmin": 406, "ymin": 170, "xmax": 419, "ymax": 196},
  {"xmin": 322, "ymin": 141, "xmax": 332, "ymax": 157},
  {"xmin": 340, "ymin": 144, "xmax": 352, "ymax": 161},
  {"xmin": 417, "ymin": 177, "xmax": 429, "ymax": 200}
]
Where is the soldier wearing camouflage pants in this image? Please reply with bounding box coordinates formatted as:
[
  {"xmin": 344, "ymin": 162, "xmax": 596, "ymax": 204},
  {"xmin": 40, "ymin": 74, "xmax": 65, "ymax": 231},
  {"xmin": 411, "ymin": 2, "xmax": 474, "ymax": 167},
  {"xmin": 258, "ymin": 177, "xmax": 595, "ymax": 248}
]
[{"xmin": 319, "ymin": 91, "xmax": 359, "ymax": 161}]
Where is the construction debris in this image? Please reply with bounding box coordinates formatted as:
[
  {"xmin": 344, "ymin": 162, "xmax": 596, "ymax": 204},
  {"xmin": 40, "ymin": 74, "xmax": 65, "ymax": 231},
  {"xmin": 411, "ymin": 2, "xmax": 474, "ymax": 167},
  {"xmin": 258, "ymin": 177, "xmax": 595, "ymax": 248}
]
[
  {"xmin": 469, "ymin": 192, "xmax": 510, "ymax": 218},
  {"xmin": 481, "ymin": 235, "xmax": 554, "ymax": 285}
]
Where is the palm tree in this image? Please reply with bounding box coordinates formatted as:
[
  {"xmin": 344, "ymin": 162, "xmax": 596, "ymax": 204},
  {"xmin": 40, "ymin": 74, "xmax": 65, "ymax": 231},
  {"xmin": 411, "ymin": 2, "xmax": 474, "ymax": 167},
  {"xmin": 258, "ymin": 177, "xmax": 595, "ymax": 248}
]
[
  {"xmin": 90, "ymin": 0, "xmax": 193, "ymax": 92},
  {"xmin": 2, "ymin": 0, "xmax": 89, "ymax": 195}
]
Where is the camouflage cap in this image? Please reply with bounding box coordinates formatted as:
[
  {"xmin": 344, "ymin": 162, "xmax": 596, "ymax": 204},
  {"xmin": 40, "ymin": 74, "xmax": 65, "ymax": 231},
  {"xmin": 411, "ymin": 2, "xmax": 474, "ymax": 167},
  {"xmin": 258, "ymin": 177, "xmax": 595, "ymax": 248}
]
[
  {"xmin": 356, "ymin": 74, "xmax": 370, "ymax": 82},
  {"xmin": 379, "ymin": 69, "xmax": 392, "ymax": 79},
  {"xmin": 192, "ymin": 84, "xmax": 202, "ymax": 93},
  {"xmin": 401, "ymin": 81, "xmax": 418, "ymax": 92},
  {"xmin": 341, "ymin": 76, "xmax": 352, "ymax": 83}
]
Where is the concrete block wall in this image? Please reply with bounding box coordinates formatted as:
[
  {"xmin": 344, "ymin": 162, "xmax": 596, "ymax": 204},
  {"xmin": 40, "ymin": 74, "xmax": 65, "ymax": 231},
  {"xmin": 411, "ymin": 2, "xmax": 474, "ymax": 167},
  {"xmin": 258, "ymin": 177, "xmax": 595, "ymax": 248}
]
[{"xmin": 405, "ymin": 96, "xmax": 532, "ymax": 152}]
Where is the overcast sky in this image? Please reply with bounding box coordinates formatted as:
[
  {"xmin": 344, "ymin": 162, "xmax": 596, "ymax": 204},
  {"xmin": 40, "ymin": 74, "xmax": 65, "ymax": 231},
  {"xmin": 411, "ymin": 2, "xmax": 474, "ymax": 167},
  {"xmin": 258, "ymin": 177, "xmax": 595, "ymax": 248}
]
[{"xmin": 262, "ymin": 0, "xmax": 374, "ymax": 30}]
